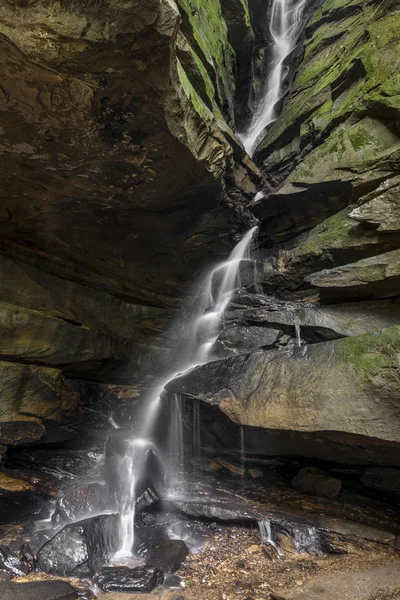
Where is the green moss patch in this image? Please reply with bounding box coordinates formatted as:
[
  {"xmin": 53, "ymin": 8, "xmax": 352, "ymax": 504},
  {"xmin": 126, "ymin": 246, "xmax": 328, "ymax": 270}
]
[{"xmin": 337, "ymin": 326, "xmax": 400, "ymax": 379}]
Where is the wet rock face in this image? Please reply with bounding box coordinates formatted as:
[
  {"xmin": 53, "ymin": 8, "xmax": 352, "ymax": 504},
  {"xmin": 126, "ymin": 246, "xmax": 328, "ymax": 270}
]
[
  {"xmin": 0, "ymin": 545, "xmax": 33, "ymax": 577},
  {"xmin": 37, "ymin": 514, "xmax": 119, "ymax": 577},
  {"xmin": 52, "ymin": 483, "xmax": 112, "ymax": 524},
  {"xmin": 97, "ymin": 565, "xmax": 164, "ymax": 593},
  {"xmin": 168, "ymin": 326, "xmax": 400, "ymax": 457}
]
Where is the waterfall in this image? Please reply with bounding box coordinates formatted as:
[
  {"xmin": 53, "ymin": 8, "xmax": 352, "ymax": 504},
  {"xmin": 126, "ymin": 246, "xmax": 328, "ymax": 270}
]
[
  {"xmin": 240, "ymin": 0, "xmax": 307, "ymax": 156},
  {"xmin": 294, "ymin": 316, "xmax": 302, "ymax": 347},
  {"xmin": 240, "ymin": 425, "xmax": 245, "ymax": 488},
  {"xmin": 167, "ymin": 394, "xmax": 185, "ymax": 486},
  {"xmin": 258, "ymin": 520, "xmax": 281, "ymax": 554},
  {"xmin": 113, "ymin": 226, "xmax": 258, "ymax": 558},
  {"xmin": 192, "ymin": 400, "xmax": 201, "ymax": 472}
]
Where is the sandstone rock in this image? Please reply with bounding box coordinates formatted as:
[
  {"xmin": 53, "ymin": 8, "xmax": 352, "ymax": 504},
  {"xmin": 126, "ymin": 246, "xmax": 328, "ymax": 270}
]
[
  {"xmin": 349, "ymin": 176, "xmax": 400, "ymax": 232},
  {"xmin": 292, "ymin": 467, "xmax": 342, "ymax": 499},
  {"xmin": 360, "ymin": 468, "xmax": 400, "ymax": 497},
  {"xmin": 167, "ymin": 326, "xmax": 400, "ymax": 444},
  {"xmin": 224, "ymin": 299, "xmax": 400, "ymax": 342},
  {"xmin": 0, "ymin": 580, "xmax": 78, "ymax": 600},
  {"xmin": 306, "ymin": 249, "xmax": 400, "ymax": 301},
  {"xmin": 0, "ymin": 254, "xmax": 170, "ymax": 344},
  {"xmin": 0, "ymin": 0, "xmax": 257, "ymax": 307},
  {"xmin": 215, "ymin": 324, "xmax": 282, "ymax": 356},
  {"xmin": 37, "ymin": 514, "xmax": 119, "ymax": 577}
]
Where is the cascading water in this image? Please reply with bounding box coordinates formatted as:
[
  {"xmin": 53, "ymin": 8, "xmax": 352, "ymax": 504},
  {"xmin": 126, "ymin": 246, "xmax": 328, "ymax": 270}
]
[
  {"xmin": 258, "ymin": 520, "xmax": 281, "ymax": 555},
  {"xmin": 114, "ymin": 226, "xmax": 258, "ymax": 558},
  {"xmin": 240, "ymin": 0, "xmax": 307, "ymax": 156}
]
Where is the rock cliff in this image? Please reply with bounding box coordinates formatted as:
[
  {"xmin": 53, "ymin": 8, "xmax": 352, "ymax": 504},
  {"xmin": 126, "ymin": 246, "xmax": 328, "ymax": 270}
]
[{"xmin": 0, "ymin": 0, "xmax": 399, "ymax": 486}]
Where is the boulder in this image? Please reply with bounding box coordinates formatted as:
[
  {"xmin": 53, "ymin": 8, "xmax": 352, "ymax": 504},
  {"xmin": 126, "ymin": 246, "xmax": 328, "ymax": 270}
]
[
  {"xmin": 53, "ymin": 483, "xmax": 111, "ymax": 524},
  {"xmin": 292, "ymin": 467, "xmax": 342, "ymax": 499},
  {"xmin": 349, "ymin": 177, "xmax": 400, "ymax": 232},
  {"xmin": 146, "ymin": 539, "xmax": 189, "ymax": 573},
  {"xmin": 0, "ymin": 545, "xmax": 30, "ymax": 577},
  {"xmin": 37, "ymin": 514, "xmax": 119, "ymax": 577},
  {"xmin": 97, "ymin": 565, "xmax": 164, "ymax": 593},
  {"xmin": 167, "ymin": 326, "xmax": 400, "ymax": 445},
  {"xmin": 0, "ymin": 580, "xmax": 78, "ymax": 600}
]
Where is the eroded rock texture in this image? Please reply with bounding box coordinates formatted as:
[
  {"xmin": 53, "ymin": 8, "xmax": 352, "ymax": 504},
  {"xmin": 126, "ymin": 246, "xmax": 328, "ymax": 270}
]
[
  {"xmin": 0, "ymin": 0, "xmax": 259, "ymax": 463},
  {"xmin": 0, "ymin": 0, "xmax": 399, "ymax": 505}
]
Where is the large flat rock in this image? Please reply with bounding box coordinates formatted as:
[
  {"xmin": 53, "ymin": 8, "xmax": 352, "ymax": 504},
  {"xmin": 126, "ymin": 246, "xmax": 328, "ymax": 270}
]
[
  {"xmin": 0, "ymin": 302, "xmax": 132, "ymax": 368},
  {"xmin": 167, "ymin": 326, "xmax": 400, "ymax": 444}
]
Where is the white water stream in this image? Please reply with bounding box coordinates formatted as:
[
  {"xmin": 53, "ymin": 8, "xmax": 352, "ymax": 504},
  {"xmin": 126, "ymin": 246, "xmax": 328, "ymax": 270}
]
[
  {"xmin": 115, "ymin": 226, "xmax": 258, "ymax": 558},
  {"xmin": 240, "ymin": 0, "xmax": 307, "ymax": 156}
]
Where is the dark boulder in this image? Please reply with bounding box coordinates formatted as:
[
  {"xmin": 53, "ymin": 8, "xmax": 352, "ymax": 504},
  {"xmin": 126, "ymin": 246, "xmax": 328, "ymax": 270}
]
[
  {"xmin": 292, "ymin": 468, "xmax": 342, "ymax": 499},
  {"xmin": 37, "ymin": 514, "xmax": 119, "ymax": 577},
  {"xmin": 360, "ymin": 468, "xmax": 400, "ymax": 497},
  {"xmin": 146, "ymin": 539, "xmax": 189, "ymax": 573},
  {"xmin": 134, "ymin": 526, "xmax": 169, "ymax": 558},
  {"xmin": 97, "ymin": 565, "xmax": 164, "ymax": 593},
  {"xmin": 0, "ymin": 544, "xmax": 33, "ymax": 577},
  {"xmin": 53, "ymin": 483, "xmax": 112, "ymax": 524},
  {"xmin": 0, "ymin": 580, "xmax": 78, "ymax": 600}
]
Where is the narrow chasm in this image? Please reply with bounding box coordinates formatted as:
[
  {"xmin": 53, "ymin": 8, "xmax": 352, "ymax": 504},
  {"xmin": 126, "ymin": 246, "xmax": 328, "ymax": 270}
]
[{"xmin": 0, "ymin": 0, "xmax": 399, "ymax": 599}]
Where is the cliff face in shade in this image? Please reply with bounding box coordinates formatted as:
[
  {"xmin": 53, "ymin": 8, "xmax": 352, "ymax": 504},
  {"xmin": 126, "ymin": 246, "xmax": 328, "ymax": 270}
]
[
  {"xmin": 0, "ymin": 0, "xmax": 258, "ymax": 306},
  {"xmin": 165, "ymin": 0, "xmax": 400, "ymax": 470},
  {"xmin": 253, "ymin": 0, "xmax": 400, "ymax": 305}
]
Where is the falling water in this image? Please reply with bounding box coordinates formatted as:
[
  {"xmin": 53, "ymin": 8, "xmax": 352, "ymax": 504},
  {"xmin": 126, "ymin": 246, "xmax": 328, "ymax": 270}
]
[
  {"xmin": 114, "ymin": 227, "xmax": 258, "ymax": 557},
  {"xmin": 240, "ymin": 0, "xmax": 307, "ymax": 156},
  {"xmin": 239, "ymin": 425, "xmax": 246, "ymax": 488},
  {"xmin": 258, "ymin": 520, "xmax": 281, "ymax": 554},
  {"xmin": 191, "ymin": 226, "xmax": 258, "ymax": 365},
  {"xmin": 292, "ymin": 525, "xmax": 321, "ymax": 553}
]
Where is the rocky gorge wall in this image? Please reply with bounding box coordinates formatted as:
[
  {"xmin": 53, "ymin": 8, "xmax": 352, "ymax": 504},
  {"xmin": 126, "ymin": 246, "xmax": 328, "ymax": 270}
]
[
  {"xmin": 0, "ymin": 0, "xmax": 399, "ymax": 505},
  {"xmin": 0, "ymin": 0, "xmax": 259, "ymax": 467},
  {"xmin": 168, "ymin": 0, "xmax": 400, "ymax": 483}
]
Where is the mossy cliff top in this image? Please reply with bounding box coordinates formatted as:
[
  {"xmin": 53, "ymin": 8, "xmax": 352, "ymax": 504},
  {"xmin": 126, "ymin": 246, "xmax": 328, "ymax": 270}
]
[{"xmin": 257, "ymin": 0, "xmax": 400, "ymax": 192}]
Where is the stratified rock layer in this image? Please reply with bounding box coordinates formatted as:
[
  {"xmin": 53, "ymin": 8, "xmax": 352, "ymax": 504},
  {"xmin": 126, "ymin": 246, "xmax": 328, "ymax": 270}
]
[{"xmin": 168, "ymin": 326, "xmax": 400, "ymax": 457}]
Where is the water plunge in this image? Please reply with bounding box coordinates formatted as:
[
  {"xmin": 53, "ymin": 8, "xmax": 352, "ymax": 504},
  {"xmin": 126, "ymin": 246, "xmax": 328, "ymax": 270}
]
[
  {"xmin": 239, "ymin": 0, "xmax": 307, "ymax": 156},
  {"xmin": 113, "ymin": 226, "xmax": 258, "ymax": 558}
]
